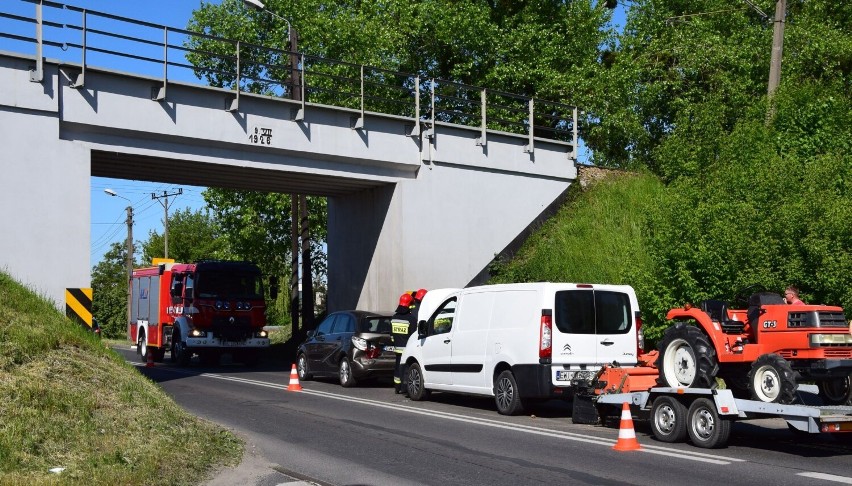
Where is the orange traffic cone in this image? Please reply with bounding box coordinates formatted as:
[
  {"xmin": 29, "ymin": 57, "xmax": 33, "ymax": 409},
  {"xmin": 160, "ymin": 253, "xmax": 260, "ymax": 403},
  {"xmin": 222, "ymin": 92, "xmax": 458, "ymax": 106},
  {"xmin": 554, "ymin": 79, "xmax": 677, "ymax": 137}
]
[
  {"xmin": 287, "ymin": 363, "xmax": 302, "ymax": 391},
  {"xmin": 612, "ymin": 402, "xmax": 641, "ymax": 451},
  {"xmin": 145, "ymin": 350, "xmax": 154, "ymax": 368}
]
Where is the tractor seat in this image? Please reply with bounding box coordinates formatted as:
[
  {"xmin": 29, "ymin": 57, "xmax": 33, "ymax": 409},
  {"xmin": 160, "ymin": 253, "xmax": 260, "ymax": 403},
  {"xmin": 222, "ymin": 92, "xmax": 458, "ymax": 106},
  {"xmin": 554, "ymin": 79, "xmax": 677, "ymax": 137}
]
[{"xmin": 701, "ymin": 299, "xmax": 745, "ymax": 334}]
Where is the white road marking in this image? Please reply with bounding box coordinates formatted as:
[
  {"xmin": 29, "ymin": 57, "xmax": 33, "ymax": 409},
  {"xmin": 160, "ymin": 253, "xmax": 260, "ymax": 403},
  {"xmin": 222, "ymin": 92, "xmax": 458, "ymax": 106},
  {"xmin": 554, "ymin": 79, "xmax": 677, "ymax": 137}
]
[
  {"xmin": 798, "ymin": 472, "xmax": 852, "ymax": 484},
  {"xmin": 136, "ymin": 362, "xmax": 740, "ymax": 465}
]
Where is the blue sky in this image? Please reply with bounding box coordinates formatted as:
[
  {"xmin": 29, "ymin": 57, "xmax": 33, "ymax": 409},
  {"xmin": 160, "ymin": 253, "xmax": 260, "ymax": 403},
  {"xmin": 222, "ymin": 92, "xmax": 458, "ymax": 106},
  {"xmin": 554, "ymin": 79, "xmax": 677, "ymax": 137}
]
[{"xmin": 1, "ymin": 0, "xmax": 626, "ymax": 268}]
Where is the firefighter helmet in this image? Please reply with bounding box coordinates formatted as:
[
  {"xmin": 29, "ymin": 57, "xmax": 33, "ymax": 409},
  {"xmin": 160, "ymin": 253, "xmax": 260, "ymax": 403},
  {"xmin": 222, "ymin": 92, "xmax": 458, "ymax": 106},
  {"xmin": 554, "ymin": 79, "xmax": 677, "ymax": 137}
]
[
  {"xmin": 414, "ymin": 288, "xmax": 428, "ymax": 302},
  {"xmin": 398, "ymin": 292, "xmax": 414, "ymax": 308}
]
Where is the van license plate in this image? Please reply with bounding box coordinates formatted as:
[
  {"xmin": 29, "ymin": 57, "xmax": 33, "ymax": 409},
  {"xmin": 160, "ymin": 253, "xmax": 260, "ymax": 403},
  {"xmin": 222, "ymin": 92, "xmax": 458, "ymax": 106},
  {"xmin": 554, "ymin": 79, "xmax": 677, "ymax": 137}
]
[
  {"xmin": 384, "ymin": 345, "xmax": 395, "ymax": 353},
  {"xmin": 555, "ymin": 370, "xmax": 572, "ymax": 381}
]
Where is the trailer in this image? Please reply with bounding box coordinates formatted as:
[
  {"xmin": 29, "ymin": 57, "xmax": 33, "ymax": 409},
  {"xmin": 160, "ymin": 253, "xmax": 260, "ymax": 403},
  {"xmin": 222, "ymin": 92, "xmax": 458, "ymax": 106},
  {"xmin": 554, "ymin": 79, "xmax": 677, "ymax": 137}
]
[{"xmin": 595, "ymin": 386, "xmax": 852, "ymax": 448}]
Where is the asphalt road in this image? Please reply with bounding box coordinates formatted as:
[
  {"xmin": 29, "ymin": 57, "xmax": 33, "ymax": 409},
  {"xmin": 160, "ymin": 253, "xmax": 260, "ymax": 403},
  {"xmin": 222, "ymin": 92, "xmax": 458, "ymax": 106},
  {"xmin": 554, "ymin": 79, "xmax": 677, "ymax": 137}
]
[{"xmin": 114, "ymin": 346, "xmax": 852, "ymax": 486}]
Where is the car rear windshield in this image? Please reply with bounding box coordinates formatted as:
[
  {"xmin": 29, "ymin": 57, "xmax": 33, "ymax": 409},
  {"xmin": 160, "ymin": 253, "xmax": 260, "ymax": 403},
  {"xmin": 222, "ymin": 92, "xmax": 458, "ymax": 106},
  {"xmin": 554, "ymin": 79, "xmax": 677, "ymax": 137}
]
[
  {"xmin": 554, "ymin": 290, "xmax": 632, "ymax": 335},
  {"xmin": 359, "ymin": 317, "xmax": 392, "ymax": 333}
]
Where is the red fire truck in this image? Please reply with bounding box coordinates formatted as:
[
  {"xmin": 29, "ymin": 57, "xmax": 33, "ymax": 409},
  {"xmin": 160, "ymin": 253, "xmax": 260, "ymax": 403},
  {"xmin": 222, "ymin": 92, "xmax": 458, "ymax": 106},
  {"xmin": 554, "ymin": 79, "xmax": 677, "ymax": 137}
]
[{"xmin": 129, "ymin": 260, "xmax": 272, "ymax": 366}]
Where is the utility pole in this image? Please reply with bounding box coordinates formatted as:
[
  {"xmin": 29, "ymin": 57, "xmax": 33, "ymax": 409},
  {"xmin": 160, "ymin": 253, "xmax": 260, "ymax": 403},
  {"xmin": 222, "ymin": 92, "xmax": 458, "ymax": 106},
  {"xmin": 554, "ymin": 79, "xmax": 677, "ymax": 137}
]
[
  {"xmin": 767, "ymin": 0, "xmax": 786, "ymax": 97},
  {"xmin": 125, "ymin": 206, "xmax": 133, "ymax": 328},
  {"xmin": 151, "ymin": 188, "xmax": 182, "ymax": 259}
]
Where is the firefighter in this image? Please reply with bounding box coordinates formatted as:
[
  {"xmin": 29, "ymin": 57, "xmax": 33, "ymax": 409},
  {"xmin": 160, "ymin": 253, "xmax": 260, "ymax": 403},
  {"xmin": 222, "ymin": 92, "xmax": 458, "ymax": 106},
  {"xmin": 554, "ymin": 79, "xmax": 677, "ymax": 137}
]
[{"xmin": 391, "ymin": 292, "xmax": 417, "ymax": 394}]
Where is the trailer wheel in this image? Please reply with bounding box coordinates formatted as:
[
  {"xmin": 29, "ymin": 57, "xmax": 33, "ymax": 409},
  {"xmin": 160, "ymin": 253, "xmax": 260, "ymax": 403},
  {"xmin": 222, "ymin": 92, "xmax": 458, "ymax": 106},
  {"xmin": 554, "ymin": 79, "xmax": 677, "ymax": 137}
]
[
  {"xmin": 406, "ymin": 362, "xmax": 430, "ymax": 401},
  {"xmin": 817, "ymin": 377, "xmax": 852, "ymax": 406},
  {"xmin": 339, "ymin": 356, "xmax": 357, "ymax": 388},
  {"xmin": 748, "ymin": 354, "xmax": 796, "ymax": 404},
  {"xmin": 656, "ymin": 323, "xmax": 718, "ymax": 389},
  {"xmin": 651, "ymin": 396, "xmax": 688, "ymax": 443},
  {"xmin": 494, "ymin": 370, "xmax": 525, "ymax": 416},
  {"xmin": 171, "ymin": 329, "xmax": 192, "ymax": 367},
  {"xmin": 687, "ymin": 397, "xmax": 731, "ymax": 448}
]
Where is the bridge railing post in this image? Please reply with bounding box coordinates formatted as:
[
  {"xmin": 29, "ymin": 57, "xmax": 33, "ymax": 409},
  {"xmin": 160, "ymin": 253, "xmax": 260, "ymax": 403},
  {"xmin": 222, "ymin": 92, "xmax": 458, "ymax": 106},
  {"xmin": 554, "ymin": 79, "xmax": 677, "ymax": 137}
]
[
  {"xmin": 476, "ymin": 88, "xmax": 486, "ymax": 146},
  {"xmin": 69, "ymin": 9, "xmax": 86, "ymax": 87},
  {"xmin": 352, "ymin": 64, "xmax": 364, "ymax": 130},
  {"xmin": 227, "ymin": 40, "xmax": 240, "ymax": 112},
  {"xmin": 29, "ymin": 0, "xmax": 43, "ymax": 82},
  {"xmin": 523, "ymin": 98, "xmax": 534, "ymax": 153},
  {"xmin": 152, "ymin": 26, "xmax": 167, "ymax": 101},
  {"xmin": 409, "ymin": 76, "xmax": 420, "ymax": 137}
]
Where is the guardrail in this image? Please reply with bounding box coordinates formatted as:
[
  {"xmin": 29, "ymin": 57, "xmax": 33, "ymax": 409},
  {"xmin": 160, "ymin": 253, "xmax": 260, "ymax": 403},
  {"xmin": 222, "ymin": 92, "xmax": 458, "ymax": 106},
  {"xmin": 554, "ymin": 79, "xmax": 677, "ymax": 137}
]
[{"xmin": 0, "ymin": 0, "xmax": 577, "ymax": 154}]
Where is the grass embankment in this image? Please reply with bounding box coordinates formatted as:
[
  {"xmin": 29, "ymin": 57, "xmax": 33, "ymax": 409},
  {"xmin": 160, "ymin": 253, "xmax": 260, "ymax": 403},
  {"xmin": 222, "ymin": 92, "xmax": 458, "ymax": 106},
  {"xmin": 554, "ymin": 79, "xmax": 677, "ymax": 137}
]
[
  {"xmin": 489, "ymin": 169, "xmax": 670, "ymax": 342},
  {"xmin": 0, "ymin": 273, "xmax": 242, "ymax": 485}
]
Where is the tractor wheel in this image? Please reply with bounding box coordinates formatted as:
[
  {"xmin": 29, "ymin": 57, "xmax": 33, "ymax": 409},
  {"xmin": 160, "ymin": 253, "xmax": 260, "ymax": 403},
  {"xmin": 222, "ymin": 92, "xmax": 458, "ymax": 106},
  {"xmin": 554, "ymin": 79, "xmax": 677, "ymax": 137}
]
[
  {"xmin": 748, "ymin": 354, "xmax": 796, "ymax": 404},
  {"xmin": 817, "ymin": 376, "xmax": 852, "ymax": 406},
  {"xmin": 656, "ymin": 322, "xmax": 719, "ymax": 389}
]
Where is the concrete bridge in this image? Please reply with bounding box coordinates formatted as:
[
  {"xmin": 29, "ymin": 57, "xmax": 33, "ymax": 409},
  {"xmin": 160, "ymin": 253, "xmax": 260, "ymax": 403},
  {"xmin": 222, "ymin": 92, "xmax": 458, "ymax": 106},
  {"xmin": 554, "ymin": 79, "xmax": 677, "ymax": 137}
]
[{"xmin": 0, "ymin": 1, "xmax": 577, "ymax": 313}]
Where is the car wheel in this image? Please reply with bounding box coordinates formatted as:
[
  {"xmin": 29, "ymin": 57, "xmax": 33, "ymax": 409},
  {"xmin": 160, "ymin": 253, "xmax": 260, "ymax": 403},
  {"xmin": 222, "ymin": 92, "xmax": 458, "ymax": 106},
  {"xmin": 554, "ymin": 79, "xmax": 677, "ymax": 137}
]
[
  {"xmin": 748, "ymin": 354, "xmax": 796, "ymax": 404},
  {"xmin": 494, "ymin": 370, "xmax": 525, "ymax": 416},
  {"xmin": 650, "ymin": 396, "xmax": 688, "ymax": 443},
  {"xmin": 655, "ymin": 322, "xmax": 718, "ymax": 389},
  {"xmin": 406, "ymin": 362, "xmax": 430, "ymax": 401},
  {"xmin": 297, "ymin": 353, "xmax": 312, "ymax": 381},
  {"xmin": 339, "ymin": 356, "xmax": 357, "ymax": 388}
]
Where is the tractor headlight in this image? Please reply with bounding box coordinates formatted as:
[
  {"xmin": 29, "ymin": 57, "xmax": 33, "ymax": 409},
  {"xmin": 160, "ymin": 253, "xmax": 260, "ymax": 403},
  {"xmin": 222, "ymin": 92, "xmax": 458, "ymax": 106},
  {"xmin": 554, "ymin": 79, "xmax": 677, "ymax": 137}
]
[{"xmin": 810, "ymin": 334, "xmax": 852, "ymax": 346}]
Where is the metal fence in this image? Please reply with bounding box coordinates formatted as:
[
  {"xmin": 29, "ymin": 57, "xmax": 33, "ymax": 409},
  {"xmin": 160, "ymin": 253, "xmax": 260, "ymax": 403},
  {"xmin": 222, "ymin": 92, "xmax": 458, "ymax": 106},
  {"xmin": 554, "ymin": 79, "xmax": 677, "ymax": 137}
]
[{"xmin": 0, "ymin": 0, "xmax": 577, "ymax": 153}]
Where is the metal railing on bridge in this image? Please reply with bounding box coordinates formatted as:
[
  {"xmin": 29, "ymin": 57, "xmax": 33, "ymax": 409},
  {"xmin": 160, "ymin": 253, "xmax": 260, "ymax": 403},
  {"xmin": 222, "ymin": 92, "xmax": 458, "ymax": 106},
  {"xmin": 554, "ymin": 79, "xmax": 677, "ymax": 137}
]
[{"xmin": 0, "ymin": 0, "xmax": 577, "ymax": 154}]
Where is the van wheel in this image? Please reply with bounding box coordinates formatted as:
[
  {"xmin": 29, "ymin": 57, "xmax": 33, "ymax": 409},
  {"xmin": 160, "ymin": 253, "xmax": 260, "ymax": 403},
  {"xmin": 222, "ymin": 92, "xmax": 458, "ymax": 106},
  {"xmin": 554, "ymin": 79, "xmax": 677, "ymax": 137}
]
[
  {"xmin": 494, "ymin": 370, "xmax": 525, "ymax": 416},
  {"xmin": 406, "ymin": 363, "xmax": 430, "ymax": 401}
]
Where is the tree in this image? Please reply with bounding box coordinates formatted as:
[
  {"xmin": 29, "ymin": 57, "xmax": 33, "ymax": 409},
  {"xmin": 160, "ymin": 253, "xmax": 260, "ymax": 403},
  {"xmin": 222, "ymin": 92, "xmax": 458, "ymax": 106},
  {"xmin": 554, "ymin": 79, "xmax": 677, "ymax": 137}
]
[
  {"xmin": 91, "ymin": 242, "xmax": 131, "ymax": 339},
  {"xmin": 140, "ymin": 208, "xmax": 231, "ymax": 264}
]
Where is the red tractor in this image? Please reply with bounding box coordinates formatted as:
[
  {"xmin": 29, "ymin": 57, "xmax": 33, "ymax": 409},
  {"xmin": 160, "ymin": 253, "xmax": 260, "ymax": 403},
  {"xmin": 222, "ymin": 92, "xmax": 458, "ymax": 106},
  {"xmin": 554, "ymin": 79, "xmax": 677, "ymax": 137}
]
[{"xmin": 656, "ymin": 287, "xmax": 852, "ymax": 405}]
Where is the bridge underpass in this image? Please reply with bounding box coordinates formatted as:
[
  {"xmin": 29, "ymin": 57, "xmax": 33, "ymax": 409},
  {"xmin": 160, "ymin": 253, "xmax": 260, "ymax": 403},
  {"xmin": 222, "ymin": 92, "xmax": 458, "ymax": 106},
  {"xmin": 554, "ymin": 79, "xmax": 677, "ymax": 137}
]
[{"xmin": 0, "ymin": 1, "xmax": 578, "ymax": 313}]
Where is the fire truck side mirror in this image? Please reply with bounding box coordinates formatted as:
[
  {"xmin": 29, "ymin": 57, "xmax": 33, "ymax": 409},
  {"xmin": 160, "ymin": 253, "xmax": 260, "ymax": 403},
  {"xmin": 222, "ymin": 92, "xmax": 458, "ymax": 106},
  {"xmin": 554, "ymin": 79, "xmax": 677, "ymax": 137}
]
[{"xmin": 269, "ymin": 276, "xmax": 279, "ymax": 300}]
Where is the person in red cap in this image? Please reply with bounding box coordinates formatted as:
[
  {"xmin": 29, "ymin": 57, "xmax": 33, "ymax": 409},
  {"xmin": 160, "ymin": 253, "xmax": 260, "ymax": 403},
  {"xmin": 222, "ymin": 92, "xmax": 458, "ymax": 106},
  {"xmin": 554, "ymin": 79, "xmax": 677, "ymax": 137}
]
[{"xmin": 391, "ymin": 291, "xmax": 417, "ymax": 394}]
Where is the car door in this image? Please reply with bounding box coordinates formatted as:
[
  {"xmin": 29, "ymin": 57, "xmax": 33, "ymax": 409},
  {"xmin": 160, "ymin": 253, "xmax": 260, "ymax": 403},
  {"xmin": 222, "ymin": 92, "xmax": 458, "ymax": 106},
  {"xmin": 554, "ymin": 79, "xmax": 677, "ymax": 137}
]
[
  {"xmin": 308, "ymin": 314, "xmax": 338, "ymax": 372},
  {"xmin": 329, "ymin": 312, "xmax": 356, "ymax": 364},
  {"xmin": 420, "ymin": 295, "xmax": 458, "ymax": 386},
  {"xmin": 552, "ymin": 288, "xmax": 634, "ymax": 366}
]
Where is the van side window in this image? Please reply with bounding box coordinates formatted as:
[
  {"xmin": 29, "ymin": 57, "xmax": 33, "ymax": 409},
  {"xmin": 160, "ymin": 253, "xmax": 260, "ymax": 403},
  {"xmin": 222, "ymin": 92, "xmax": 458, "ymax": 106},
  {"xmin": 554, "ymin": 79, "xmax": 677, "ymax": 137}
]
[
  {"xmin": 429, "ymin": 298, "xmax": 457, "ymax": 335},
  {"xmin": 554, "ymin": 290, "xmax": 632, "ymax": 335}
]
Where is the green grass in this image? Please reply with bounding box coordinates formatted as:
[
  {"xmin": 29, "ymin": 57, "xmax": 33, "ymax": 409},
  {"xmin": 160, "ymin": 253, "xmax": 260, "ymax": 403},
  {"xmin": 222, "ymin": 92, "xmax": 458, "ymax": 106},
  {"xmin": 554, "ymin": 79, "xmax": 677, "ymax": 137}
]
[{"xmin": 0, "ymin": 273, "xmax": 242, "ymax": 485}]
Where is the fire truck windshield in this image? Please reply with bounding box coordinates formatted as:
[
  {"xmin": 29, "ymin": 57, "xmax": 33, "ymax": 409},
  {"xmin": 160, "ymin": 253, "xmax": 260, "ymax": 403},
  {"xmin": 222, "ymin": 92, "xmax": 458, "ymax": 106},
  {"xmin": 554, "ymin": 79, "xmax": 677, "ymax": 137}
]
[{"xmin": 195, "ymin": 271, "xmax": 264, "ymax": 300}]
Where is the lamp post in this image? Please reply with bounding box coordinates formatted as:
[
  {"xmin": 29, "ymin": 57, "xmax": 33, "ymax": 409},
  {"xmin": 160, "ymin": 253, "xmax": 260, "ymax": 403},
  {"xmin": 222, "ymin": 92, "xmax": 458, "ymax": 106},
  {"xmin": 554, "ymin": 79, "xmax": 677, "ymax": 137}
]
[
  {"xmin": 104, "ymin": 188, "xmax": 134, "ymax": 329},
  {"xmin": 242, "ymin": 0, "xmax": 300, "ymax": 101}
]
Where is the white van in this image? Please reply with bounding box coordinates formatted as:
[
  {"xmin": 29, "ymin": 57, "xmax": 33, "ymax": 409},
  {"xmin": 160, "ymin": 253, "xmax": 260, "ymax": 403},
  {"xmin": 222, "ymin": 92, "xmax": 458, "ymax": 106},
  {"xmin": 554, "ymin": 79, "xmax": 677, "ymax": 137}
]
[{"xmin": 401, "ymin": 283, "xmax": 643, "ymax": 415}]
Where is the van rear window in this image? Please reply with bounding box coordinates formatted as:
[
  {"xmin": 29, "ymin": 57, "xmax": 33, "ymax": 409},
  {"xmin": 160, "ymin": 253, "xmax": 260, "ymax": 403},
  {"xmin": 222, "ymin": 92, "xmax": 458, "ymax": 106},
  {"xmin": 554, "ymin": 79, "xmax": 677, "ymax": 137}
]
[{"xmin": 554, "ymin": 290, "xmax": 631, "ymax": 335}]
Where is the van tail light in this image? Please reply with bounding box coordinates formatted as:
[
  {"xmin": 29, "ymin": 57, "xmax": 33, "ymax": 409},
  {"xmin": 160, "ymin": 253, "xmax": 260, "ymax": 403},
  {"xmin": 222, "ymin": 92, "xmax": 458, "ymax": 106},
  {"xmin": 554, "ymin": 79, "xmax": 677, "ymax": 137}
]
[
  {"xmin": 635, "ymin": 311, "xmax": 645, "ymax": 357},
  {"xmin": 365, "ymin": 345, "xmax": 381, "ymax": 360},
  {"xmin": 540, "ymin": 311, "xmax": 552, "ymax": 359}
]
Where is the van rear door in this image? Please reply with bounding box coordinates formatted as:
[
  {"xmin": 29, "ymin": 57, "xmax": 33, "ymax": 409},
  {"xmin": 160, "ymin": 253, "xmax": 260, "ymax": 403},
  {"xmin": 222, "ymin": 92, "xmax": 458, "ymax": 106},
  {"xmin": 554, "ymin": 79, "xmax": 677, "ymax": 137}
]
[{"xmin": 551, "ymin": 287, "xmax": 636, "ymax": 371}]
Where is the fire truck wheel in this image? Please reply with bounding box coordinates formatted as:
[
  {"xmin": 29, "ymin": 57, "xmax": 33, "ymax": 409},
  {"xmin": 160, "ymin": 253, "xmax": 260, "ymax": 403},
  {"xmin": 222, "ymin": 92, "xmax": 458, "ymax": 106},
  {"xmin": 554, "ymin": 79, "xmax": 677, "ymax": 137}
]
[
  {"xmin": 297, "ymin": 353, "xmax": 312, "ymax": 380},
  {"xmin": 171, "ymin": 330, "xmax": 192, "ymax": 367},
  {"xmin": 152, "ymin": 348, "xmax": 166, "ymax": 363},
  {"xmin": 656, "ymin": 322, "xmax": 719, "ymax": 389},
  {"xmin": 748, "ymin": 354, "xmax": 796, "ymax": 404},
  {"xmin": 817, "ymin": 376, "xmax": 852, "ymax": 406},
  {"xmin": 138, "ymin": 331, "xmax": 148, "ymax": 359},
  {"xmin": 339, "ymin": 356, "xmax": 357, "ymax": 387}
]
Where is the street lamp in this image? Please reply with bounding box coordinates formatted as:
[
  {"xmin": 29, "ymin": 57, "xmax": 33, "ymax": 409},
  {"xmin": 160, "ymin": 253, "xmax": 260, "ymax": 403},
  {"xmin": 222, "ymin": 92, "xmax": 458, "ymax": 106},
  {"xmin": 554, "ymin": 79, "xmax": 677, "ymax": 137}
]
[
  {"xmin": 242, "ymin": 0, "xmax": 291, "ymax": 45},
  {"xmin": 104, "ymin": 188, "xmax": 134, "ymax": 329}
]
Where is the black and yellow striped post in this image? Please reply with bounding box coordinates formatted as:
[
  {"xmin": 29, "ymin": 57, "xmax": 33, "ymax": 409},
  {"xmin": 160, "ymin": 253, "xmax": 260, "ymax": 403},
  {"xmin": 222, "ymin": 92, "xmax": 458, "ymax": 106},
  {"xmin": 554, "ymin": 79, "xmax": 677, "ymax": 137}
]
[{"xmin": 65, "ymin": 288, "xmax": 93, "ymax": 328}]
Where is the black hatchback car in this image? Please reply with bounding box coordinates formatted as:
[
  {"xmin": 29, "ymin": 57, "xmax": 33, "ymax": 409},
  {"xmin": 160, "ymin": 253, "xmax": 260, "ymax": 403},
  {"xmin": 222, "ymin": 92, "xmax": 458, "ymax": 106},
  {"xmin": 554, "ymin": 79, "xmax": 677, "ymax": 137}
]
[{"xmin": 296, "ymin": 310, "xmax": 395, "ymax": 387}]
